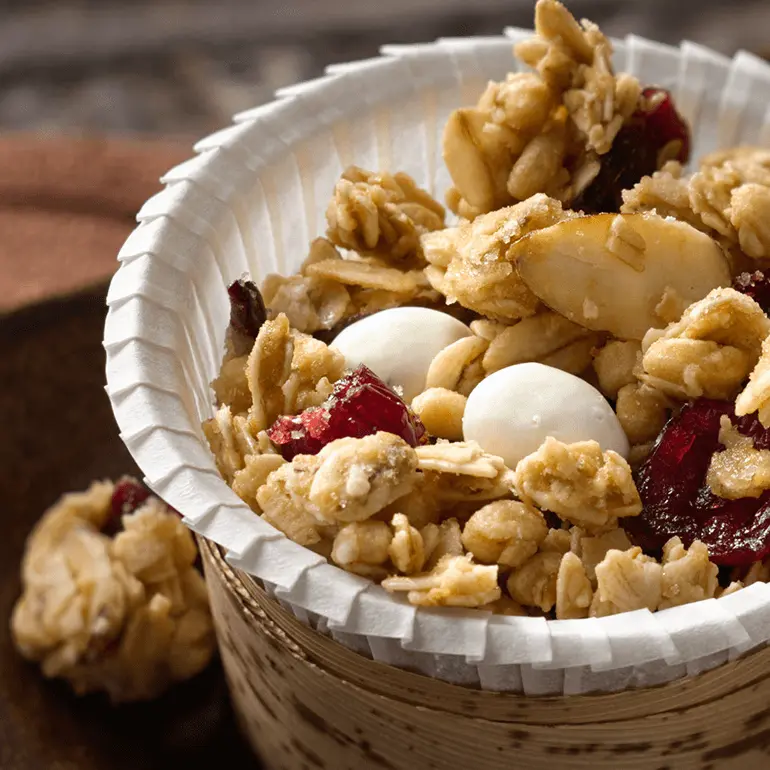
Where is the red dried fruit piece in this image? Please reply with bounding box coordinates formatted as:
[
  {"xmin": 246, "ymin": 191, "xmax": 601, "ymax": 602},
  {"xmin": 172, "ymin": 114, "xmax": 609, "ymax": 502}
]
[
  {"xmin": 227, "ymin": 277, "xmax": 267, "ymax": 339},
  {"xmin": 106, "ymin": 476, "xmax": 152, "ymax": 534},
  {"xmin": 734, "ymin": 271, "xmax": 770, "ymax": 315},
  {"xmin": 639, "ymin": 87, "xmax": 691, "ymax": 165},
  {"xmin": 574, "ymin": 87, "xmax": 691, "ymax": 214},
  {"xmin": 111, "ymin": 476, "xmax": 151, "ymax": 517},
  {"xmin": 628, "ymin": 399, "xmax": 770, "ymax": 566},
  {"xmin": 267, "ymin": 364, "xmax": 427, "ymax": 460},
  {"xmin": 573, "ymin": 124, "xmax": 656, "ymax": 214}
]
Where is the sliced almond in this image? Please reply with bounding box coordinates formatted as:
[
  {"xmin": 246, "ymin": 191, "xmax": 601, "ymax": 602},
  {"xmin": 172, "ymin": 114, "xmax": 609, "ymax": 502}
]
[
  {"xmin": 512, "ymin": 213, "xmax": 731, "ymax": 340},
  {"xmin": 442, "ymin": 109, "xmax": 495, "ymax": 212}
]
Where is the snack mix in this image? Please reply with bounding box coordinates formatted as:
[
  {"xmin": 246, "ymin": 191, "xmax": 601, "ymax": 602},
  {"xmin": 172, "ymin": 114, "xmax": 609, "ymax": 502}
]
[
  {"xmin": 204, "ymin": 0, "xmax": 770, "ymax": 619},
  {"xmin": 11, "ymin": 478, "xmax": 216, "ymax": 702}
]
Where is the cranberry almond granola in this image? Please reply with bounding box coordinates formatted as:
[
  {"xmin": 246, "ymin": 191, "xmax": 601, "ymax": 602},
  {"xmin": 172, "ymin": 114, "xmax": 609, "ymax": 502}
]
[{"xmin": 203, "ymin": 0, "xmax": 770, "ymax": 619}]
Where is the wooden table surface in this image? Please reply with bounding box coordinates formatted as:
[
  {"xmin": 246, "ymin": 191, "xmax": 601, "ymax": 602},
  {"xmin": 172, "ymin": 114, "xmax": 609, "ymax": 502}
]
[{"xmin": 0, "ymin": 136, "xmax": 260, "ymax": 769}]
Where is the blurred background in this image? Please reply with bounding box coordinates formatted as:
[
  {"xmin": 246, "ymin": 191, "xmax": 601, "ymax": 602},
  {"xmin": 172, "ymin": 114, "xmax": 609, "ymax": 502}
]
[{"xmin": 2, "ymin": 0, "xmax": 769, "ymax": 138}]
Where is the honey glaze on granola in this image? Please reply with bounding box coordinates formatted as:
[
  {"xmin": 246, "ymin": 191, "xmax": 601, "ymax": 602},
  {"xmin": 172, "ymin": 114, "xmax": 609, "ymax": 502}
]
[{"xmin": 204, "ymin": 0, "xmax": 770, "ymax": 619}]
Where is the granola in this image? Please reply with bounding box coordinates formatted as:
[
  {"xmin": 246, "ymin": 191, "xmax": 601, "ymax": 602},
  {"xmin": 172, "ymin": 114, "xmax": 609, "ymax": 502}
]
[
  {"xmin": 659, "ymin": 537, "xmax": 719, "ymax": 610},
  {"xmin": 255, "ymin": 457, "xmax": 330, "ymax": 546},
  {"xmin": 262, "ymin": 238, "xmax": 352, "ymax": 334},
  {"xmin": 212, "ymin": 355, "xmax": 251, "ymax": 414},
  {"xmin": 326, "ymin": 166, "xmax": 445, "ymax": 264},
  {"xmin": 231, "ymin": 452, "xmax": 287, "ymax": 510},
  {"xmin": 331, "ymin": 520, "xmax": 393, "ymax": 578},
  {"xmin": 706, "ymin": 416, "xmax": 770, "ymax": 499},
  {"xmin": 416, "ymin": 441, "xmax": 515, "ymax": 504},
  {"xmin": 555, "ymin": 552, "xmax": 594, "ymax": 619},
  {"xmin": 202, "ymin": 404, "xmax": 249, "ymax": 483},
  {"xmin": 461, "ymin": 500, "xmax": 548, "ymax": 568},
  {"xmin": 379, "ymin": 476, "xmax": 442, "ymax": 530},
  {"xmin": 513, "ymin": 437, "xmax": 642, "ymax": 533},
  {"xmin": 640, "ymin": 288, "xmax": 770, "ymax": 401},
  {"xmin": 263, "ymin": 235, "xmax": 441, "ymax": 336},
  {"xmin": 388, "ymin": 513, "xmax": 427, "ymax": 574},
  {"xmin": 592, "ymin": 340, "xmax": 641, "ymax": 399},
  {"xmin": 540, "ymin": 527, "xmax": 572, "ymax": 554},
  {"xmin": 11, "ymin": 481, "xmax": 214, "ymax": 703},
  {"xmin": 202, "ymin": 0, "xmax": 770, "ymax": 619},
  {"xmin": 590, "ymin": 547, "xmax": 663, "ymax": 617},
  {"xmin": 382, "ymin": 554, "xmax": 500, "ymax": 608},
  {"xmin": 736, "ymin": 334, "xmax": 770, "ymax": 427},
  {"xmin": 615, "ymin": 382, "xmax": 671, "ymax": 445},
  {"xmin": 259, "ymin": 433, "xmax": 419, "ymax": 531},
  {"xmin": 410, "ymin": 387, "xmax": 467, "ymax": 441},
  {"xmin": 247, "ymin": 312, "xmax": 295, "ymax": 432},
  {"xmin": 620, "ymin": 162, "xmax": 705, "ymax": 230},
  {"xmin": 507, "ymin": 551, "xmax": 562, "ymax": 613},
  {"xmin": 482, "ymin": 311, "xmax": 593, "ymax": 375},
  {"xmin": 623, "ymin": 147, "xmax": 770, "ymax": 261},
  {"xmin": 425, "ymin": 336, "xmax": 489, "ymax": 396},
  {"xmin": 423, "ymin": 518, "xmax": 465, "ymax": 570},
  {"xmin": 577, "ymin": 527, "xmax": 633, "ymax": 583},
  {"xmin": 443, "ymin": 0, "xmax": 641, "ymax": 216},
  {"xmin": 421, "ymin": 195, "xmax": 572, "ymax": 321}
]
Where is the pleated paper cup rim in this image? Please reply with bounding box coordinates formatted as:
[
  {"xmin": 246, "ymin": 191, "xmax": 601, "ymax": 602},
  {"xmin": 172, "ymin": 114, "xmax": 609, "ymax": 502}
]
[{"xmin": 105, "ymin": 29, "xmax": 770, "ymax": 693}]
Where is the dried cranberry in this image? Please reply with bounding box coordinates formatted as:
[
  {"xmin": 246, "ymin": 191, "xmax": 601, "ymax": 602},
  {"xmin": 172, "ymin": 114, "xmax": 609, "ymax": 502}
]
[
  {"xmin": 106, "ymin": 477, "xmax": 151, "ymax": 534},
  {"xmin": 267, "ymin": 364, "xmax": 427, "ymax": 460},
  {"xmin": 639, "ymin": 87, "xmax": 691, "ymax": 164},
  {"xmin": 733, "ymin": 271, "xmax": 770, "ymax": 315},
  {"xmin": 227, "ymin": 278, "xmax": 267, "ymax": 339},
  {"xmin": 627, "ymin": 399, "xmax": 770, "ymax": 566},
  {"xmin": 574, "ymin": 87, "xmax": 691, "ymax": 214},
  {"xmin": 573, "ymin": 124, "xmax": 657, "ymax": 214}
]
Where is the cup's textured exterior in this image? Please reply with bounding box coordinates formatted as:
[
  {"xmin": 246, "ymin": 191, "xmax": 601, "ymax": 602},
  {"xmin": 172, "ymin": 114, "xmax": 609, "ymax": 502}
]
[{"xmin": 201, "ymin": 538, "xmax": 770, "ymax": 768}]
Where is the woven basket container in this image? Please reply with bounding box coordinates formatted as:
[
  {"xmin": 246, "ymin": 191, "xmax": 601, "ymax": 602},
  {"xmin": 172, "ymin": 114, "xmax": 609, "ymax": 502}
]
[
  {"xmin": 201, "ymin": 538, "xmax": 770, "ymax": 768},
  {"xmin": 104, "ymin": 26, "xmax": 770, "ymax": 769}
]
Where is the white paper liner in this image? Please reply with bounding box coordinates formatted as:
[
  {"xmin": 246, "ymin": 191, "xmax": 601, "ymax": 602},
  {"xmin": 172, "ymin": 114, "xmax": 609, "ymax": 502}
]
[{"xmin": 105, "ymin": 29, "xmax": 770, "ymax": 695}]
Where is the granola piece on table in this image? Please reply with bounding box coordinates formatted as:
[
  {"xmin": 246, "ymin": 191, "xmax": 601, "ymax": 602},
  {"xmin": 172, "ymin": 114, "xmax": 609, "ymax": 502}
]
[{"xmin": 11, "ymin": 481, "xmax": 215, "ymax": 703}]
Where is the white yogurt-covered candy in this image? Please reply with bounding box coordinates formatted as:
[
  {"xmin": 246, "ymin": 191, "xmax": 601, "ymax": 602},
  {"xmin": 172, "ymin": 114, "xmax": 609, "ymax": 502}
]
[
  {"xmin": 463, "ymin": 362, "xmax": 629, "ymax": 467},
  {"xmin": 331, "ymin": 308, "xmax": 471, "ymax": 402}
]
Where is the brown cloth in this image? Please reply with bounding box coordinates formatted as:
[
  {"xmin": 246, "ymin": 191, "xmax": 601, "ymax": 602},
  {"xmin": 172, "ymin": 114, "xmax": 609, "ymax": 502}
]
[{"xmin": 0, "ymin": 134, "xmax": 191, "ymax": 313}]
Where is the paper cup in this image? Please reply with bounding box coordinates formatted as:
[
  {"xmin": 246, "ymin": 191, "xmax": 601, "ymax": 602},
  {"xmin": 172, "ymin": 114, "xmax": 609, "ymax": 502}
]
[{"xmin": 105, "ymin": 28, "xmax": 770, "ymax": 711}]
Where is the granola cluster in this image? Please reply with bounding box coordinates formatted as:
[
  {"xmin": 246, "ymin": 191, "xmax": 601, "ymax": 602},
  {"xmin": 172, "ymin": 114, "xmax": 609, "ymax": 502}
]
[
  {"xmin": 262, "ymin": 169, "xmax": 445, "ymax": 335},
  {"xmin": 639, "ymin": 287, "xmax": 770, "ymax": 401},
  {"xmin": 622, "ymin": 147, "xmax": 770, "ymax": 262},
  {"xmin": 204, "ymin": 0, "xmax": 770, "ymax": 617},
  {"xmin": 443, "ymin": 0, "xmax": 641, "ymax": 218},
  {"xmin": 11, "ymin": 480, "xmax": 215, "ymax": 702}
]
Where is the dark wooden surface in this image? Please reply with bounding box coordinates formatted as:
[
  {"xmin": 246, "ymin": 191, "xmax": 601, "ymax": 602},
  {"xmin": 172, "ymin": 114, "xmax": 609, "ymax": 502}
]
[{"xmin": 0, "ymin": 286, "xmax": 260, "ymax": 770}]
